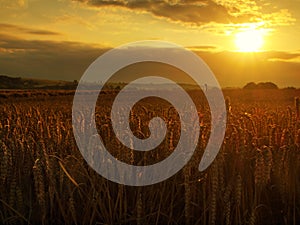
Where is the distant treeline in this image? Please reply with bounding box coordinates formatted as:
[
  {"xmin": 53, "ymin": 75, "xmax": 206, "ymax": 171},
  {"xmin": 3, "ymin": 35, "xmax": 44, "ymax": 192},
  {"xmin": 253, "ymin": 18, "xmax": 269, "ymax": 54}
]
[{"xmin": 243, "ymin": 82, "xmax": 279, "ymax": 89}]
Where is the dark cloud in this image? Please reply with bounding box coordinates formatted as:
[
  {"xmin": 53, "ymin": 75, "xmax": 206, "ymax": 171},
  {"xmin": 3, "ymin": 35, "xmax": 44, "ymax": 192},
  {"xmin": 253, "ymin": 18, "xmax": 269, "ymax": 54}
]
[
  {"xmin": 0, "ymin": 34, "xmax": 107, "ymax": 80},
  {"xmin": 75, "ymin": 0, "xmax": 255, "ymax": 25},
  {"xmin": 187, "ymin": 45, "xmax": 217, "ymax": 50},
  {"xmin": 27, "ymin": 30, "xmax": 62, "ymax": 35},
  {"xmin": 0, "ymin": 23, "xmax": 61, "ymax": 36},
  {"xmin": 259, "ymin": 51, "xmax": 300, "ymax": 61}
]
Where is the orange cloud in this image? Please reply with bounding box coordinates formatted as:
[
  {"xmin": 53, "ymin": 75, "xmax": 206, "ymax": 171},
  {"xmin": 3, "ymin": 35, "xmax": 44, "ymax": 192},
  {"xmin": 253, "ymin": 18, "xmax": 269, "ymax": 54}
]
[
  {"xmin": 0, "ymin": 0, "xmax": 27, "ymax": 8},
  {"xmin": 0, "ymin": 23, "xmax": 62, "ymax": 36}
]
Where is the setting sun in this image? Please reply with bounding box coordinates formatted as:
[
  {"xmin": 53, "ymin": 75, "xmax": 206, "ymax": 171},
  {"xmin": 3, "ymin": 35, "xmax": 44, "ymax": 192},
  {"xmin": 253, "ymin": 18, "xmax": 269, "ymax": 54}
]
[{"xmin": 235, "ymin": 29, "xmax": 264, "ymax": 52}]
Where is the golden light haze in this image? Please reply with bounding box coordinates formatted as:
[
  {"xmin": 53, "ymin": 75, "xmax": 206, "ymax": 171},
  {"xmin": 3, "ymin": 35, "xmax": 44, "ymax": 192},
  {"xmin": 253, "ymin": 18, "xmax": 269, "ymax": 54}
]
[{"xmin": 0, "ymin": 0, "xmax": 299, "ymax": 87}]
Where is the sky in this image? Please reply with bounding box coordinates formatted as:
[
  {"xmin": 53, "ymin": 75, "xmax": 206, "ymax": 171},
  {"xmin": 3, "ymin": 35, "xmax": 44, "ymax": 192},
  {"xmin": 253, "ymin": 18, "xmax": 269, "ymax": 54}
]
[{"xmin": 0, "ymin": 0, "xmax": 299, "ymax": 87}]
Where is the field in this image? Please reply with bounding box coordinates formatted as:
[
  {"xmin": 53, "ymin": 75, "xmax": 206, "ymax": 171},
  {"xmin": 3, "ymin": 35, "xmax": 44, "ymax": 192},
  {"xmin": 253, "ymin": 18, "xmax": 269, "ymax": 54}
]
[{"xmin": 0, "ymin": 88, "xmax": 299, "ymax": 225}]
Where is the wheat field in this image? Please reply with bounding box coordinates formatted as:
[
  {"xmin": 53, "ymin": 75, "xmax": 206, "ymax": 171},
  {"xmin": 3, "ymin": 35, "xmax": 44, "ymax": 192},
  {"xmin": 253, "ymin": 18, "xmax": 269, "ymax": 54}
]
[{"xmin": 0, "ymin": 89, "xmax": 299, "ymax": 225}]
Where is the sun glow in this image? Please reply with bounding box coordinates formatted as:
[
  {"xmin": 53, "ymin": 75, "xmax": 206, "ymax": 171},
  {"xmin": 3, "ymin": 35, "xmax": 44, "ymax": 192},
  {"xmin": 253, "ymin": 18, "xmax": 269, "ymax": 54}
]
[{"xmin": 235, "ymin": 29, "xmax": 264, "ymax": 52}]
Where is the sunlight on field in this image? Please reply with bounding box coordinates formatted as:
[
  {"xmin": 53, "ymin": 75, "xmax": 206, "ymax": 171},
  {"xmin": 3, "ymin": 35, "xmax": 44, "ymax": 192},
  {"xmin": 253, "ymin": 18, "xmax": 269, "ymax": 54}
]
[{"xmin": 0, "ymin": 89, "xmax": 299, "ymax": 224}]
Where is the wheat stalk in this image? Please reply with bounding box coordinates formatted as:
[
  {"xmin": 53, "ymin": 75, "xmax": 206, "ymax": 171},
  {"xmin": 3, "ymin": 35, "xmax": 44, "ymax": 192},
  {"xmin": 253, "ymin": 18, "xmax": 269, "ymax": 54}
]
[{"xmin": 33, "ymin": 159, "xmax": 46, "ymax": 222}]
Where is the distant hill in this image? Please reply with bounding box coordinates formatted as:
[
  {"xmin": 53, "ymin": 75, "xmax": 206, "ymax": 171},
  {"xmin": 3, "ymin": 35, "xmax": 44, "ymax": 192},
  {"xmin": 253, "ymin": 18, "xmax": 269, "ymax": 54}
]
[
  {"xmin": 0, "ymin": 75, "xmax": 76, "ymax": 89},
  {"xmin": 243, "ymin": 82, "xmax": 279, "ymax": 90},
  {"xmin": 0, "ymin": 75, "xmax": 292, "ymax": 91}
]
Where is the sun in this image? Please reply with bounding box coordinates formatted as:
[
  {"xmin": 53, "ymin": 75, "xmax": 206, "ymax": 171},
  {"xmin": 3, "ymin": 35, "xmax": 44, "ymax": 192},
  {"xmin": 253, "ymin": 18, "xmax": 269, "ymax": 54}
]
[{"xmin": 235, "ymin": 29, "xmax": 264, "ymax": 52}]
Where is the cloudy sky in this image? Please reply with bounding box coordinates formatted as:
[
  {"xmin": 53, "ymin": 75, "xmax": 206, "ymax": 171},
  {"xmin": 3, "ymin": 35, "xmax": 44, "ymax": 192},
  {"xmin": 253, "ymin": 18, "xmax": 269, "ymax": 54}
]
[{"xmin": 0, "ymin": 0, "xmax": 299, "ymax": 87}]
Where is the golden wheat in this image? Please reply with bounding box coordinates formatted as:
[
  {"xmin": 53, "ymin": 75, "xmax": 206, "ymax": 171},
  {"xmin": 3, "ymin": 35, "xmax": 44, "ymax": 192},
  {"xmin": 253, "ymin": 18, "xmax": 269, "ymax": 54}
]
[{"xmin": 0, "ymin": 90, "xmax": 299, "ymax": 224}]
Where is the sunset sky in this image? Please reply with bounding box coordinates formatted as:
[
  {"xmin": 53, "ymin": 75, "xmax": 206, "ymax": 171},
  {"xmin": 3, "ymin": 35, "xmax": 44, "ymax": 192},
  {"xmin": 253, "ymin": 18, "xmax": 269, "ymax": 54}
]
[{"xmin": 0, "ymin": 0, "xmax": 299, "ymax": 87}]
